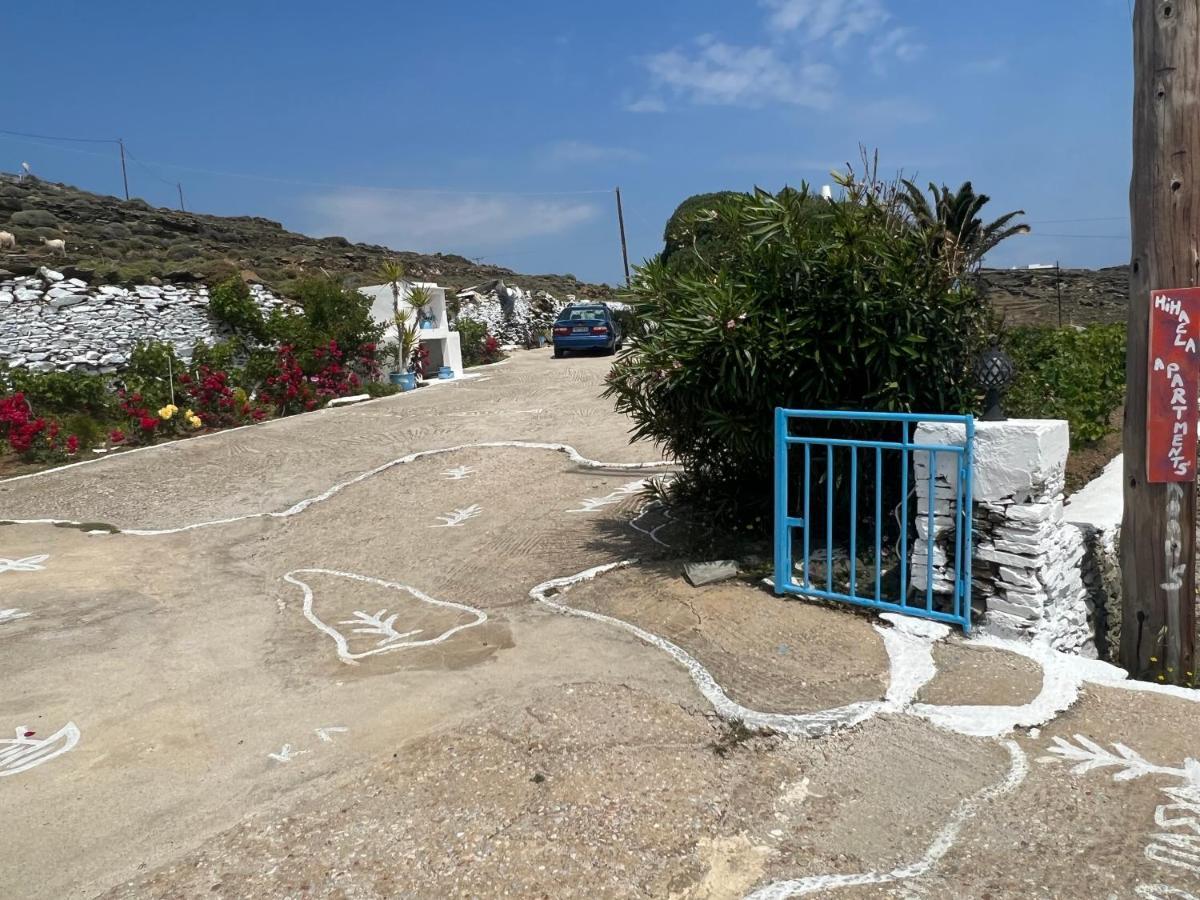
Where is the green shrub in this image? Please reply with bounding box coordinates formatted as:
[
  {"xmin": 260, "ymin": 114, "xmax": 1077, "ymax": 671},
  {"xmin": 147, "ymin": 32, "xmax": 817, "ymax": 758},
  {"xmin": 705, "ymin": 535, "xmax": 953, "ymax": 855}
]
[
  {"xmin": 265, "ymin": 276, "xmax": 383, "ymax": 372},
  {"xmin": 365, "ymin": 381, "xmax": 400, "ymax": 398},
  {"xmin": 209, "ymin": 276, "xmax": 267, "ymax": 342},
  {"xmin": 661, "ymin": 191, "xmax": 750, "ymax": 274},
  {"xmin": 1004, "ymin": 325, "xmax": 1126, "ymax": 444},
  {"xmin": 190, "ymin": 339, "xmax": 241, "ymax": 375},
  {"xmin": 607, "ymin": 169, "xmax": 1025, "ymax": 526},
  {"xmin": 0, "ymin": 368, "xmax": 114, "ymax": 419},
  {"xmin": 122, "ymin": 341, "xmax": 186, "ymax": 409},
  {"xmin": 61, "ymin": 413, "xmax": 107, "ymax": 450},
  {"xmin": 454, "ymin": 318, "xmax": 490, "ymax": 367}
]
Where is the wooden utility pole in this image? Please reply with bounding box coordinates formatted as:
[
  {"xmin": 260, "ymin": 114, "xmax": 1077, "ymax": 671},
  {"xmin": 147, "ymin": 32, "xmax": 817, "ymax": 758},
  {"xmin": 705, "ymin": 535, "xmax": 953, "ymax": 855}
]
[
  {"xmin": 1122, "ymin": 0, "xmax": 1198, "ymax": 680},
  {"xmin": 118, "ymin": 139, "xmax": 130, "ymax": 201},
  {"xmin": 615, "ymin": 187, "xmax": 631, "ymax": 287},
  {"xmin": 177, "ymin": 182, "xmax": 185, "ymax": 212}
]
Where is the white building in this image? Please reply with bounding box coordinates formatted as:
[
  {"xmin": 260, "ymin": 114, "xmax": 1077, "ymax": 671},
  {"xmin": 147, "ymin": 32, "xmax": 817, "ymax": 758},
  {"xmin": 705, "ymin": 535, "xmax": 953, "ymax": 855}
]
[{"xmin": 359, "ymin": 280, "xmax": 464, "ymax": 378}]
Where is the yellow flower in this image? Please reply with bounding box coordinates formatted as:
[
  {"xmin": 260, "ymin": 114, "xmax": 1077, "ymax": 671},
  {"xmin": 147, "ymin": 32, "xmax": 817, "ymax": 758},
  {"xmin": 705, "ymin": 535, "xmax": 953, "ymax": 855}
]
[
  {"xmin": 158, "ymin": 404, "xmax": 178, "ymax": 420},
  {"xmin": 186, "ymin": 413, "xmax": 202, "ymax": 429}
]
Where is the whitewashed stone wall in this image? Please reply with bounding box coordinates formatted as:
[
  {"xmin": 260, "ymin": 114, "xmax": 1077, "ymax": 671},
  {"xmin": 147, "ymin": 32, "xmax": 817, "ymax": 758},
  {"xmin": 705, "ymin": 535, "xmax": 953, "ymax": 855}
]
[
  {"xmin": 1064, "ymin": 454, "xmax": 1124, "ymax": 661},
  {"xmin": 0, "ymin": 268, "xmax": 289, "ymax": 374},
  {"xmin": 913, "ymin": 419, "xmax": 1097, "ymax": 656}
]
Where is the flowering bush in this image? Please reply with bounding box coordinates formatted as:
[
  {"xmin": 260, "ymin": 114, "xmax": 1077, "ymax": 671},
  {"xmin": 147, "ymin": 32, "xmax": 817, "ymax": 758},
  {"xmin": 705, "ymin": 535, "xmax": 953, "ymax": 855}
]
[
  {"xmin": 259, "ymin": 340, "xmax": 377, "ymax": 415},
  {"xmin": 0, "ymin": 393, "xmax": 79, "ymax": 462}
]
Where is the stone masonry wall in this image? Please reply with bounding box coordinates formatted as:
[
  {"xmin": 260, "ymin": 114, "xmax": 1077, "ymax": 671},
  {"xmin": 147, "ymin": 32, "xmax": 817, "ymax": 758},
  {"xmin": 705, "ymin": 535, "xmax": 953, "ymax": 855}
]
[
  {"xmin": 0, "ymin": 267, "xmax": 289, "ymax": 374},
  {"xmin": 913, "ymin": 419, "xmax": 1097, "ymax": 656}
]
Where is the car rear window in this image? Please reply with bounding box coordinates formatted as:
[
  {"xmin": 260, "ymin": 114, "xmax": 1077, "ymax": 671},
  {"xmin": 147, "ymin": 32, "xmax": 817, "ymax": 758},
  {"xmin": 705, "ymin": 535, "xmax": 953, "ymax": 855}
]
[{"xmin": 561, "ymin": 308, "xmax": 606, "ymax": 322}]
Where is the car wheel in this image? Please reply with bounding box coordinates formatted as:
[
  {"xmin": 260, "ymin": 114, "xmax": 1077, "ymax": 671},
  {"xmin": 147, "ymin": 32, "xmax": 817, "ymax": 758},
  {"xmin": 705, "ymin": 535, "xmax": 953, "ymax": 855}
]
[{"xmin": 554, "ymin": 348, "xmax": 564, "ymax": 358}]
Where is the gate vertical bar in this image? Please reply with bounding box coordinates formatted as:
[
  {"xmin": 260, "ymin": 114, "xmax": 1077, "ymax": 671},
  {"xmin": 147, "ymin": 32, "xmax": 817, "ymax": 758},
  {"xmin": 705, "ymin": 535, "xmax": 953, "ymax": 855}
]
[
  {"xmin": 826, "ymin": 444, "xmax": 834, "ymax": 595},
  {"xmin": 874, "ymin": 446, "xmax": 882, "ymax": 602},
  {"xmin": 963, "ymin": 418, "xmax": 976, "ymax": 632},
  {"xmin": 774, "ymin": 407, "xmax": 788, "ymax": 593},
  {"xmin": 952, "ymin": 446, "xmax": 965, "ymax": 623},
  {"xmin": 926, "ymin": 451, "xmax": 937, "ymax": 612},
  {"xmin": 803, "ymin": 444, "xmax": 811, "ymax": 588},
  {"xmin": 899, "ymin": 424, "xmax": 909, "ymax": 607},
  {"xmin": 849, "ymin": 445, "xmax": 858, "ymax": 599}
]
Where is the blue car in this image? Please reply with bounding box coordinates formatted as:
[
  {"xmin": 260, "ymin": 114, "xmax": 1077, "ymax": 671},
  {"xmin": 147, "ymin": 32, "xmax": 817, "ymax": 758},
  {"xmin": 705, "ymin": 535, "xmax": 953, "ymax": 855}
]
[{"xmin": 552, "ymin": 304, "xmax": 623, "ymax": 358}]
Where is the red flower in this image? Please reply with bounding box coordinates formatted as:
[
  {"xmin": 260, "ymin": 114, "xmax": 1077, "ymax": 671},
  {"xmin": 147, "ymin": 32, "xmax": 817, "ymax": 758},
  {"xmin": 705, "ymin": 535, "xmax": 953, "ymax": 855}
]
[
  {"xmin": 66, "ymin": 435, "xmax": 79, "ymax": 455},
  {"xmin": 139, "ymin": 416, "xmax": 157, "ymax": 431},
  {"xmin": 109, "ymin": 429, "xmax": 126, "ymax": 444}
]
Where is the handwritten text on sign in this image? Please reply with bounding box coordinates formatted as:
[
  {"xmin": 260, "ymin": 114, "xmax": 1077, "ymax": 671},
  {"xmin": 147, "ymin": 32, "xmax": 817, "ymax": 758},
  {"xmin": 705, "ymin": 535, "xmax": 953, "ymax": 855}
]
[{"xmin": 1147, "ymin": 288, "xmax": 1200, "ymax": 482}]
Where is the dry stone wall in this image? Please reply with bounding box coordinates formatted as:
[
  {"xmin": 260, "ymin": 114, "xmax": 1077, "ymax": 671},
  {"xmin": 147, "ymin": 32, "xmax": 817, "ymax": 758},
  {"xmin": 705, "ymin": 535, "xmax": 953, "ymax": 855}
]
[
  {"xmin": 0, "ymin": 268, "xmax": 288, "ymax": 374},
  {"xmin": 913, "ymin": 419, "xmax": 1097, "ymax": 656}
]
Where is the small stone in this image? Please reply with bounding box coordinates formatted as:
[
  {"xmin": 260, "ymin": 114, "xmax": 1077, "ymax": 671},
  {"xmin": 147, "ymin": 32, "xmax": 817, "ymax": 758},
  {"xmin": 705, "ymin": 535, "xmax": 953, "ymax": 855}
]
[{"xmin": 684, "ymin": 560, "xmax": 739, "ymax": 587}]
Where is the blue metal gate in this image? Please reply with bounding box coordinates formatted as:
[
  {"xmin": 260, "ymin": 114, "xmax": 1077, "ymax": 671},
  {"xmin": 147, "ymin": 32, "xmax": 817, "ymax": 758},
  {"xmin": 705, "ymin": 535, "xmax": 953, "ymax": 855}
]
[{"xmin": 773, "ymin": 409, "xmax": 975, "ymax": 631}]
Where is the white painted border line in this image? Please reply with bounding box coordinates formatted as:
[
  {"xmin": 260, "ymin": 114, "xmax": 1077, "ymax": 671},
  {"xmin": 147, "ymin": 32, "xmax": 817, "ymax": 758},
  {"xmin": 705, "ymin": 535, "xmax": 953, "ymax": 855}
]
[
  {"xmin": 4, "ymin": 441, "xmax": 674, "ymax": 536},
  {"xmin": 528, "ymin": 563, "xmax": 948, "ymax": 738},
  {"xmin": 282, "ymin": 568, "xmax": 488, "ymax": 665},
  {"xmin": 745, "ymin": 741, "xmax": 1029, "ymax": 898}
]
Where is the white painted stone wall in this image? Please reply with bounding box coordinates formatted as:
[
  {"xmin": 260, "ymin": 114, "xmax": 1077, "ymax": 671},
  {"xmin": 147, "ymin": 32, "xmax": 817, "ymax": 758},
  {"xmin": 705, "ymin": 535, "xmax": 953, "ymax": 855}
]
[
  {"xmin": 0, "ymin": 269, "xmax": 290, "ymax": 374},
  {"xmin": 913, "ymin": 419, "xmax": 1096, "ymax": 656},
  {"xmin": 1063, "ymin": 454, "xmax": 1124, "ymax": 661}
]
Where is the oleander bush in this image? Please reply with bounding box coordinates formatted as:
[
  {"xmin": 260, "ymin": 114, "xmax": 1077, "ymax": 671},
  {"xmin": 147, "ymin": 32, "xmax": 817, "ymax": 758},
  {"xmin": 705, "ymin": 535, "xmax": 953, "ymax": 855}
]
[{"xmin": 607, "ymin": 161, "xmax": 1028, "ymax": 526}]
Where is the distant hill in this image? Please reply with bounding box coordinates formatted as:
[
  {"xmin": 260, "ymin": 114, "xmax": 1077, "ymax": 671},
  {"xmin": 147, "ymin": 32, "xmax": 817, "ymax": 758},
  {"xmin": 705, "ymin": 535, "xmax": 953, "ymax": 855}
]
[{"xmin": 0, "ymin": 174, "xmax": 616, "ymax": 300}]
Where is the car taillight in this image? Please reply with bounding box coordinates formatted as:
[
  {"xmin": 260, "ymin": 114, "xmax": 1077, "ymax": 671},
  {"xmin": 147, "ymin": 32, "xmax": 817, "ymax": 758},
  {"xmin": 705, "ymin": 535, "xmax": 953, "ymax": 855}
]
[
  {"xmin": 590, "ymin": 325, "xmax": 609, "ymax": 334},
  {"xmin": 553, "ymin": 326, "xmax": 570, "ymax": 336}
]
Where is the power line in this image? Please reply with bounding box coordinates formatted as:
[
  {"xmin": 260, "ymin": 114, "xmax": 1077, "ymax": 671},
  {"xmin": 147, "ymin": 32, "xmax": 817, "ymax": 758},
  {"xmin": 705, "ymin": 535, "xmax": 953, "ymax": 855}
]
[{"xmin": 0, "ymin": 128, "xmax": 118, "ymax": 145}]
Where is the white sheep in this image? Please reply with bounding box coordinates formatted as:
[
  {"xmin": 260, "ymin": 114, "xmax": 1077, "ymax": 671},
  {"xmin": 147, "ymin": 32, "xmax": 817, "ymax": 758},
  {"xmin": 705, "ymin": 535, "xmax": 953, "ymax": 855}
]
[
  {"xmin": 0, "ymin": 231, "xmax": 14, "ymax": 251},
  {"xmin": 40, "ymin": 237, "xmax": 65, "ymax": 255}
]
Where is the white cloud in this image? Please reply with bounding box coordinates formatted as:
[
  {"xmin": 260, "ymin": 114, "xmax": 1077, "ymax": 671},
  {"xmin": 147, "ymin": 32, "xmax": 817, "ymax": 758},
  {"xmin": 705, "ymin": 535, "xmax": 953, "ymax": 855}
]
[
  {"xmin": 625, "ymin": 96, "xmax": 667, "ymax": 114},
  {"xmin": 645, "ymin": 38, "xmax": 837, "ymax": 109},
  {"xmin": 632, "ymin": 1, "xmax": 920, "ymax": 112},
  {"xmin": 870, "ymin": 26, "xmax": 925, "ymax": 72},
  {"xmin": 307, "ymin": 190, "xmax": 600, "ymax": 252},
  {"xmin": 543, "ymin": 140, "xmax": 645, "ymax": 165},
  {"xmin": 761, "ymin": 0, "xmax": 889, "ymax": 46}
]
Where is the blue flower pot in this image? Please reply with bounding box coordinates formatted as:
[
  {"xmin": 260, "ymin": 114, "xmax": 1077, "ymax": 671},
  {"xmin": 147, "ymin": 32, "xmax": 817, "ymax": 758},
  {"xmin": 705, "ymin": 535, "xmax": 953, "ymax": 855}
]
[
  {"xmin": 388, "ymin": 372, "xmax": 405, "ymax": 385},
  {"xmin": 398, "ymin": 372, "xmax": 417, "ymax": 391},
  {"xmin": 438, "ymin": 366, "xmax": 454, "ymax": 380}
]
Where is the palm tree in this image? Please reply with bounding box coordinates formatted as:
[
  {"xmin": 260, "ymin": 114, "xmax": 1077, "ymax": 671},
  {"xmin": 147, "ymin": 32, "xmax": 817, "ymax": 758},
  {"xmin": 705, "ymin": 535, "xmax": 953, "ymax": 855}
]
[
  {"xmin": 377, "ymin": 259, "xmax": 407, "ymax": 319},
  {"xmin": 900, "ymin": 180, "xmax": 1030, "ymax": 272}
]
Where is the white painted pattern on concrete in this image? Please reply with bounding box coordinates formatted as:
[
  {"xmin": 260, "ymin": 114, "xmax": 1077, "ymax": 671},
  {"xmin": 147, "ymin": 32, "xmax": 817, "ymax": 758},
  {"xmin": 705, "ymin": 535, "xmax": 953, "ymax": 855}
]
[
  {"xmin": 0, "ymin": 722, "xmax": 80, "ymax": 777},
  {"xmin": 0, "ymin": 554, "xmax": 48, "ymax": 573},
  {"xmin": 282, "ymin": 568, "xmax": 488, "ymax": 665},
  {"xmin": 4, "ymin": 442, "xmax": 672, "ymax": 536},
  {"xmin": 746, "ymin": 741, "xmax": 1029, "ymax": 898}
]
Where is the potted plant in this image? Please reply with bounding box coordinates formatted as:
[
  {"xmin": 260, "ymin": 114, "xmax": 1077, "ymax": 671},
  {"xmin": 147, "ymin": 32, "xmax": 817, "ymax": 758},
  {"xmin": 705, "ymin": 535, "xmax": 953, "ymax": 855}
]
[
  {"xmin": 378, "ymin": 259, "xmax": 420, "ymax": 391},
  {"xmin": 410, "ymin": 286, "xmax": 436, "ymax": 330}
]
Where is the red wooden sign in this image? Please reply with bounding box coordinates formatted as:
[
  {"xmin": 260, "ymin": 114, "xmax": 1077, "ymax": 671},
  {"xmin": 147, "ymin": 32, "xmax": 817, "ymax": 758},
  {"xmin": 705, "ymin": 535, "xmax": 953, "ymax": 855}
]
[{"xmin": 1147, "ymin": 287, "xmax": 1200, "ymax": 482}]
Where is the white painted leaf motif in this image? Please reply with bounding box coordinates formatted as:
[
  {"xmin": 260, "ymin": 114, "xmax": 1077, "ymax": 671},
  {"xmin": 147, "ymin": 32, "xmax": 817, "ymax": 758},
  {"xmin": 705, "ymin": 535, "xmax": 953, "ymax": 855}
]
[
  {"xmin": 0, "ymin": 722, "xmax": 80, "ymax": 777},
  {"xmin": 433, "ymin": 504, "xmax": 482, "ymax": 527},
  {"xmin": 566, "ymin": 480, "xmax": 648, "ymax": 513},
  {"xmin": 0, "ymin": 555, "xmax": 49, "ymax": 574},
  {"xmin": 1043, "ymin": 734, "xmax": 1191, "ymax": 783},
  {"xmin": 282, "ymin": 569, "xmax": 488, "ymax": 664},
  {"xmin": 338, "ymin": 609, "xmax": 423, "ymax": 647},
  {"xmin": 442, "ymin": 465, "xmax": 475, "ymax": 480}
]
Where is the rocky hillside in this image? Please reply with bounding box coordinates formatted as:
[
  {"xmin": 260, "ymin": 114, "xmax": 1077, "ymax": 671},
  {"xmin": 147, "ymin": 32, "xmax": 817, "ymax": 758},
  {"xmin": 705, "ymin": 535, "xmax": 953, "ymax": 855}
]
[
  {"xmin": 975, "ymin": 266, "xmax": 1128, "ymax": 327},
  {"xmin": 0, "ymin": 174, "xmax": 615, "ymax": 299}
]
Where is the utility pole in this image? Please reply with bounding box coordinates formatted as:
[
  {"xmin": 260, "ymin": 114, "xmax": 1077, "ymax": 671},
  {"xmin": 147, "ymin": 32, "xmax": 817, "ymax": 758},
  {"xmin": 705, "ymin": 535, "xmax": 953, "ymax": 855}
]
[
  {"xmin": 177, "ymin": 182, "xmax": 185, "ymax": 212},
  {"xmin": 1122, "ymin": 0, "xmax": 1199, "ymax": 682},
  {"xmin": 615, "ymin": 187, "xmax": 631, "ymax": 287},
  {"xmin": 1056, "ymin": 261, "xmax": 1063, "ymax": 327},
  {"xmin": 118, "ymin": 139, "xmax": 130, "ymax": 201}
]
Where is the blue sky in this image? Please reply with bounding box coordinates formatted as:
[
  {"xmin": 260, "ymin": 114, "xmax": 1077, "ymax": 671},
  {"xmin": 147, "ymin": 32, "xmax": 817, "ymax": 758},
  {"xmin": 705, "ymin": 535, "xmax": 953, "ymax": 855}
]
[{"xmin": 4, "ymin": 1, "xmax": 1133, "ymax": 285}]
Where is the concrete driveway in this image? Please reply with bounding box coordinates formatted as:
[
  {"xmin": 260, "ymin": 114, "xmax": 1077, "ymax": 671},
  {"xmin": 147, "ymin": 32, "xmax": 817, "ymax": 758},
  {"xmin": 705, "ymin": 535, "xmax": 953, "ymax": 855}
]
[{"xmin": 3, "ymin": 349, "xmax": 1200, "ymax": 900}]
